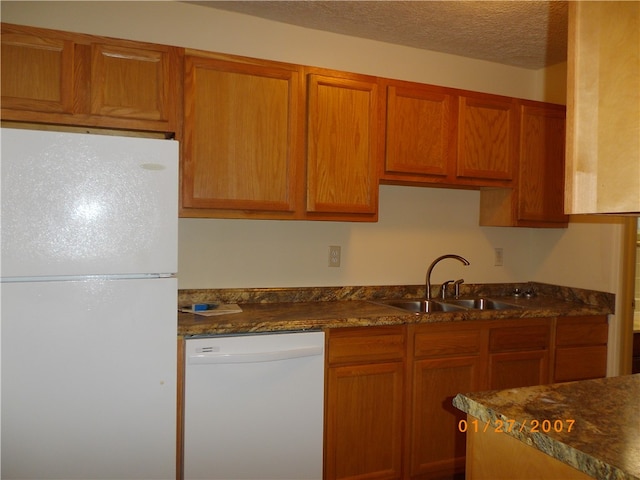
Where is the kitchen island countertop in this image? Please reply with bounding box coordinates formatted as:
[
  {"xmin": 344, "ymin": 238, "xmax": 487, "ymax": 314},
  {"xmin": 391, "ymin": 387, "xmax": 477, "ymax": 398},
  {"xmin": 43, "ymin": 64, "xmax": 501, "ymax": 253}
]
[{"xmin": 453, "ymin": 374, "xmax": 640, "ymax": 480}]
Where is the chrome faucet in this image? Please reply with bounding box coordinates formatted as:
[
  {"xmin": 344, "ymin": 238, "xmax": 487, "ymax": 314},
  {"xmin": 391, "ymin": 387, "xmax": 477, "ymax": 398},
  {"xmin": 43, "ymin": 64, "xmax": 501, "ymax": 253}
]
[{"xmin": 425, "ymin": 254, "xmax": 470, "ymax": 300}]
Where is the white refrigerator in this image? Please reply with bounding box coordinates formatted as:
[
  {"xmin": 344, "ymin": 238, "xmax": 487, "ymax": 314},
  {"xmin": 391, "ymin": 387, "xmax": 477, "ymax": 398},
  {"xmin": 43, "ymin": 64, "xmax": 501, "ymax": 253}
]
[{"xmin": 1, "ymin": 128, "xmax": 178, "ymax": 479}]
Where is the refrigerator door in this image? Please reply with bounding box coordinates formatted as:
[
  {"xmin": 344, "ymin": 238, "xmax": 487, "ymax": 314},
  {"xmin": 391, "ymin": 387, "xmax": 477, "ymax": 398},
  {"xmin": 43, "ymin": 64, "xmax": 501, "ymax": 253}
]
[
  {"xmin": 0, "ymin": 128, "xmax": 178, "ymax": 279},
  {"xmin": 1, "ymin": 277, "xmax": 177, "ymax": 479}
]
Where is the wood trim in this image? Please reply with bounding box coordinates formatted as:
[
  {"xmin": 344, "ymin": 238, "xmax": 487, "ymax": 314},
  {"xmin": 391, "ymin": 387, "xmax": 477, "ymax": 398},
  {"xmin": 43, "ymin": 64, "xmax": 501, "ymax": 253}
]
[
  {"xmin": 176, "ymin": 336, "xmax": 185, "ymax": 480},
  {"xmin": 620, "ymin": 216, "xmax": 637, "ymax": 375}
]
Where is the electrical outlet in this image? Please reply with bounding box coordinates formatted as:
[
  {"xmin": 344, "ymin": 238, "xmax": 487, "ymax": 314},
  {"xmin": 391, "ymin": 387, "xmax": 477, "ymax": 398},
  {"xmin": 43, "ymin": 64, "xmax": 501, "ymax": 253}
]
[
  {"xmin": 494, "ymin": 247, "xmax": 504, "ymax": 266},
  {"xmin": 329, "ymin": 245, "xmax": 341, "ymax": 267}
]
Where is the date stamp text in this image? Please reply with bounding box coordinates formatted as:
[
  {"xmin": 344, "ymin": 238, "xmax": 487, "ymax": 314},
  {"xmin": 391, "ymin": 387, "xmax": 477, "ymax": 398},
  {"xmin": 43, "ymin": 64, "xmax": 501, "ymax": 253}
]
[{"xmin": 458, "ymin": 418, "xmax": 575, "ymax": 433}]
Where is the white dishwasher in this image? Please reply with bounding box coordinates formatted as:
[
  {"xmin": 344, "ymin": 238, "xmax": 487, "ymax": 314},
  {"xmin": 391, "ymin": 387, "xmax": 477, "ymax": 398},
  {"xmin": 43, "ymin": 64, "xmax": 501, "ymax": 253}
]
[{"xmin": 184, "ymin": 331, "xmax": 325, "ymax": 480}]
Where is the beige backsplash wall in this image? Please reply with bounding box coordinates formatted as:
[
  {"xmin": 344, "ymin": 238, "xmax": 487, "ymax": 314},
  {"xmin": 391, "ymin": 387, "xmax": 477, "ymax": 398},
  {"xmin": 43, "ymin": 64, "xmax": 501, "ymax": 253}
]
[
  {"xmin": 179, "ymin": 186, "xmax": 535, "ymax": 288},
  {"xmin": 2, "ymin": 1, "xmax": 628, "ymax": 373}
]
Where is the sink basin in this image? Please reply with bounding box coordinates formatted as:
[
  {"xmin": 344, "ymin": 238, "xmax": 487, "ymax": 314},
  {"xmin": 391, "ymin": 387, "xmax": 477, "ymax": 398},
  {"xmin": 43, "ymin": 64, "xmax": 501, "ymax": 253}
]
[
  {"xmin": 383, "ymin": 299, "xmax": 467, "ymax": 314},
  {"xmin": 447, "ymin": 298, "xmax": 522, "ymax": 310}
]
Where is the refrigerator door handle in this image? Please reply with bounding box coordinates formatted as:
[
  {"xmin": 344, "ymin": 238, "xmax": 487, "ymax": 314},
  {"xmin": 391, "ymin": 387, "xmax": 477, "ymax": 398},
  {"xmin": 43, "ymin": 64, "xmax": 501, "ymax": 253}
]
[{"xmin": 188, "ymin": 345, "xmax": 324, "ymax": 365}]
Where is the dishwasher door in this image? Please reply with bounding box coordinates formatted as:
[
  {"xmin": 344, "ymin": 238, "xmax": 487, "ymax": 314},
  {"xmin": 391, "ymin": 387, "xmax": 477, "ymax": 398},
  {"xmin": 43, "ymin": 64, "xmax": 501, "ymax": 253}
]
[{"xmin": 184, "ymin": 331, "xmax": 325, "ymax": 480}]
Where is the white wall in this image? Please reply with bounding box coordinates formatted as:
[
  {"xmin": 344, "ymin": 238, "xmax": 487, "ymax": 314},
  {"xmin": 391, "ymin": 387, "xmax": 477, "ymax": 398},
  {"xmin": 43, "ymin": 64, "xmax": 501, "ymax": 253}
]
[{"xmin": 2, "ymin": 3, "xmax": 626, "ymax": 341}]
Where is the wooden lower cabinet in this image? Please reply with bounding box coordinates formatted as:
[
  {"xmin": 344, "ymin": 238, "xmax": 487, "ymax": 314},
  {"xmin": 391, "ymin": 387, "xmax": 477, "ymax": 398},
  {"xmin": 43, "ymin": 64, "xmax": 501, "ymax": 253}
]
[
  {"xmin": 408, "ymin": 323, "xmax": 483, "ymax": 480},
  {"xmin": 554, "ymin": 315, "xmax": 608, "ymax": 382},
  {"xmin": 489, "ymin": 350, "xmax": 550, "ymax": 389},
  {"xmin": 324, "ymin": 316, "xmax": 605, "ymax": 479},
  {"xmin": 488, "ymin": 321, "xmax": 552, "ymax": 389},
  {"xmin": 325, "ymin": 326, "xmax": 406, "ymax": 480}
]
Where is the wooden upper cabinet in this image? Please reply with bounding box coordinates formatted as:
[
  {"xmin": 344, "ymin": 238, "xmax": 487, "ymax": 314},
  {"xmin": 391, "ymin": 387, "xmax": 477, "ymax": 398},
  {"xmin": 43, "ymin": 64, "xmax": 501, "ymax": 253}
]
[
  {"xmin": 381, "ymin": 84, "xmax": 520, "ymax": 189},
  {"xmin": 181, "ymin": 53, "xmax": 304, "ymax": 217},
  {"xmin": 479, "ymin": 101, "xmax": 569, "ymax": 228},
  {"xmin": 181, "ymin": 60, "xmax": 379, "ymax": 221},
  {"xmin": 1, "ymin": 23, "xmax": 181, "ymax": 133},
  {"xmin": 518, "ymin": 102, "xmax": 569, "ymax": 225},
  {"xmin": 90, "ymin": 43, "xmax": 178, "ymax": 124},
  {"xmin": 381, "ymin": 79, "xmax": 456, "ymax": 184},
  {"xmin": 306, "ymin": 69, "xmax": 380, "ymax": 221},
  {"xmin": 457, "ymin": 93, "xmax": 517, "ymax": 184},
  {"xmin": 1, "ymin": 24, "xmax": 74, "ymax": 114}
]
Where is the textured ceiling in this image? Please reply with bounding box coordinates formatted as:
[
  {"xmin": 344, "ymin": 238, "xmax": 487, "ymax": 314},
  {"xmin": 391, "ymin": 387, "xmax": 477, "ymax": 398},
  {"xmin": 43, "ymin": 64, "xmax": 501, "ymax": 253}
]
[{"xmin": 190, "ymin": 1, "xmax": 568, "ymax": 70}]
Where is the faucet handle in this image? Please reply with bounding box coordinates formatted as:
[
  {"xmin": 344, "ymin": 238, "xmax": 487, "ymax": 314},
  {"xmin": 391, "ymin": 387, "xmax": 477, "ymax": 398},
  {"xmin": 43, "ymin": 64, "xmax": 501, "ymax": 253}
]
[
  {"xmin": 453, "ymin": 278, "xmax": 465, "ymax": 298},
  {"xmin": 440, "ymin": 280, "xmax": 455, "ymax": 300}
]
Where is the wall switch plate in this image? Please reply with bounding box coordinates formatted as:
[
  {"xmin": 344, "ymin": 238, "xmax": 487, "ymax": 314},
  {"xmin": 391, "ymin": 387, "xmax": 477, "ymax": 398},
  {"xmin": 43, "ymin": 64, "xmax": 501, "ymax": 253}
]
[
  {"xmin": 494, "ymin": 247, "xmax": 504, "ymax": 266},
  {"xmin": 329, "ymin": 245, "xmax": 341, "ymax": 267}
]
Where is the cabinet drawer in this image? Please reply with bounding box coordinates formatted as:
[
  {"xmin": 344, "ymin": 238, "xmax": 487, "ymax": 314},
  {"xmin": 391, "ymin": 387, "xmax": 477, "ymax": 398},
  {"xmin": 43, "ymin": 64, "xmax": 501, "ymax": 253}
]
[
  {"xmin": 414, "ymin": 325, "xmax": 481, "ymax": 358},
  {"xmin": 554, "ymin": 345, "xmax": 607, "ymax": 382},
  {"xmin": 328, "ymin": 326, "xmax": 406, "ymax": 365},
  {"xmin": 556, "ymin": 316, "xmax": 608, "ymax": 346},
  {"xmin": 489, "ymin": 323, "xmax": 550, "ymax": 352}
]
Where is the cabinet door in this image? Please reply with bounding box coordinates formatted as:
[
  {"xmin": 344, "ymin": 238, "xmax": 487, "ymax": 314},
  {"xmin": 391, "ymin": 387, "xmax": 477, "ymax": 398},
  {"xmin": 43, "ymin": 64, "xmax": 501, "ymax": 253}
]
[
  {"xmin": 410, "ymin": 356, "xmax": 482, "ymax": 479},
  {"xmin": 518, "ymin": 103, "xmax": 569, "ymax": 224},
  {"xmin": 90, "ymin": 42, "xmax": 180, "ymax": 128},
  {"xmin": 409, "ymin": 323, "xmax": 482, "ymax": 480},
  {"xmin": 1, "ymin": 23, "xmax": 74, "ymax": 115},
  {"xmin": 457, "ymin": 93, "xmax": 517, "ymax": 183},
  {"xmin": 489, "ymin": 350, "xmax": 550, "ymax": 390},
  {"xmin": 306, "ymin": 71, "xmax": 379, "ymax": 220},
  {"xmin": 382, "ymin": 80, "xmax": 456, "ymax": 183},
  {"xmin": 326, "ymin": 326, "xmax": 405, "ymax": 480},
  {"xmin": 325, "ymin": 362, "xmax": 404, "ymax": 480},
  {"xmin": 182, "ymin": 55, "xmax": 303, "ymax": 216}
]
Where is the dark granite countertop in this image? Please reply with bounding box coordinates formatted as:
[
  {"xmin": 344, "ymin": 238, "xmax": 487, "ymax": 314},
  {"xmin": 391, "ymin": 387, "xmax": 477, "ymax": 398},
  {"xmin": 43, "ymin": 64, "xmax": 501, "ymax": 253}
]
[
  {"xmin": 178, "ymin": 282, "xmax": 613, "ymax": 336},
  {"xmin": 453, "ymin": 374, "xmax": 640, "ymax": 480}
]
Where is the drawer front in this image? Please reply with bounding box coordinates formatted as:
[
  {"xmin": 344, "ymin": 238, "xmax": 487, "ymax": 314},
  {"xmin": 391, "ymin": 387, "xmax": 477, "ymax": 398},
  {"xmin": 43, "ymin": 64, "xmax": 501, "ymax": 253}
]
[
  {"xmin": 556, "ymin": 316, "xmax": 608, "ymax": 346},
  {"xmin": 414, "ymin": 326, "xmax": 481, "ymax": 358},
  {"xmin": 489, "ymin": 323, "xmax": 550, "ymax": 352},
  {"xmin": 328, "ymin": 326, "xmax": 406, "ymax": 365},
  {"xmin": 554, "ymin": 345, "xmax": 608, "ymax": 382}
]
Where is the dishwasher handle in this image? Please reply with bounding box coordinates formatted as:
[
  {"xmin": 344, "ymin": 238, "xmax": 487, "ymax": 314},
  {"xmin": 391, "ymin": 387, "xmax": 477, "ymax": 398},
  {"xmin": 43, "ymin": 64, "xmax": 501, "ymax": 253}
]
[{"xmin": 188, "ymin": 345, "xmax": 324, "ymax": 365}]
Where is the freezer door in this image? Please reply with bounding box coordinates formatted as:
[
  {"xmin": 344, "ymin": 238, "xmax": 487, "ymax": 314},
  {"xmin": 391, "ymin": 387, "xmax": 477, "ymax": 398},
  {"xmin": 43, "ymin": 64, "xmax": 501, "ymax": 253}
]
[
  {"xmin": 1, "ymin": 277, "xmax": 177, "ymax": 479},
  {"xmin": 0, "ymin": 128, "xmax": 178, "ymax": 278}
]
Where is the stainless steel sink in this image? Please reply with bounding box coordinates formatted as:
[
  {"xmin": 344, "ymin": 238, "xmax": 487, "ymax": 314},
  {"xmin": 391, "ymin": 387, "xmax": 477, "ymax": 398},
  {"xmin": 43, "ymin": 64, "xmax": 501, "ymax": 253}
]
[
  {"xmin": 447, "ymin": 297, "xmax": 522, "ymax": 310},
  {"xmin": 383, "ymin": 299, "xmax": 467, "ymax": 313}
]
